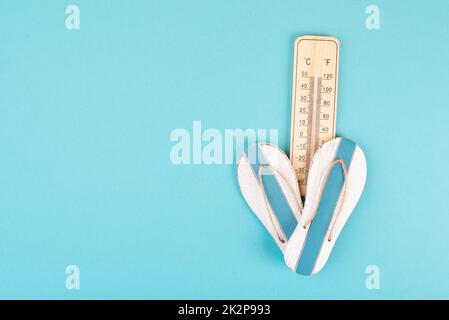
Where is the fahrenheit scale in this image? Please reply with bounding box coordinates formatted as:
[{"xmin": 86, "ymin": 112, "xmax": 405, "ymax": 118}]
[{"xmin": 290, "ymin": 35, "xmax": 340, "ymax": 197}]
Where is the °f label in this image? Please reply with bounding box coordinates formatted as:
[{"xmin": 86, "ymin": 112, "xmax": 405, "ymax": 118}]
[{"xmin": 290, "ymin": 35, "xmax": 340, "ymax": 197}]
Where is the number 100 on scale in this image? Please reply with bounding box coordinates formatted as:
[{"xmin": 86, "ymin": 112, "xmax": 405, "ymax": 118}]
[{"xmin": 290, "ymin": 35, "xmax": 340, "ymax": 197}]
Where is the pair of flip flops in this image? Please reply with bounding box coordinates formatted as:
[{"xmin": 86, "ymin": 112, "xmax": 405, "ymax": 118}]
[{"xmin": 237, "ymin": 138, "xmax": 367, "ymax": 275}]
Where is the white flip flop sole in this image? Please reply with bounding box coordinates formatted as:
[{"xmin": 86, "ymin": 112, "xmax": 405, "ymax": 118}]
[
  {"xmin": 284, "ymin": 138, "xmax": 367, "ymax": 275},
  {"xmin": 237, "ymin": 143, "xmax": 303, "ymax": 252}
]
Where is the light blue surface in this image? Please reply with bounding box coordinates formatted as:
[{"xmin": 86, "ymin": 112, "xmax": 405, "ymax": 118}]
[{"xmin": 0, "ymin": 0, "xmax": 448, "ymax": 299}]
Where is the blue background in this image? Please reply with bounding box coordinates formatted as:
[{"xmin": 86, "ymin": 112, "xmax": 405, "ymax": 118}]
[{"xmin": 0, "ymin": 0, "xmax": 448, "ymax": 299}]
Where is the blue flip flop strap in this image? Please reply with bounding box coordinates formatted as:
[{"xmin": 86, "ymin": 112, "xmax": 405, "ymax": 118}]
[
  {"xmin": 296, "ymin": 139, "xmax": 356, "ymax": 275},
  {"xmin": 249, "ymin": 145, "xmax": 297, "ymax": 240}
]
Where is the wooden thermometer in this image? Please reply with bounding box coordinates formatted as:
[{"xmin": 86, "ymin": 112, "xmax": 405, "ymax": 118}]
[{"xmin": 290, "ymin": 35, "xmax": 340, "ymax": 197}]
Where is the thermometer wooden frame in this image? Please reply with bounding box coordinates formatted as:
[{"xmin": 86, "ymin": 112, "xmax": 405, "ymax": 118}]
[{"xmin": 290, "ymin": 35, "xmax": 340, "ymax": 197}]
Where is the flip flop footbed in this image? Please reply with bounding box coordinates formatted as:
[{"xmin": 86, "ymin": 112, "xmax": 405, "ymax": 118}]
[
  {"xmin": 284, "ymin": 138, "xmax": 367, "ymax": 275},
  {"xmin": 237, "ymin": 143, "xmax": 302, "ymax": 251}
]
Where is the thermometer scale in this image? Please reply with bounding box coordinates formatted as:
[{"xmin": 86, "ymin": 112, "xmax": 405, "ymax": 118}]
[{"xmin": 290, "ymin": 35, "xmax": 340, "ymax": 197}]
